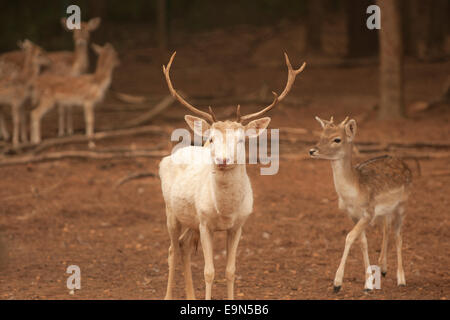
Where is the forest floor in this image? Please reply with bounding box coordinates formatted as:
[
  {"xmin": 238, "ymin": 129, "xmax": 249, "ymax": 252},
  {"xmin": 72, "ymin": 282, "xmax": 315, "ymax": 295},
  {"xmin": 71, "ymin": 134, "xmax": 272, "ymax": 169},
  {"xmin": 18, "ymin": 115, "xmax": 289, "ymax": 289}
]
[{"xmin": 0, "ymin": 21, "xmax": 449, "ymax": 299}]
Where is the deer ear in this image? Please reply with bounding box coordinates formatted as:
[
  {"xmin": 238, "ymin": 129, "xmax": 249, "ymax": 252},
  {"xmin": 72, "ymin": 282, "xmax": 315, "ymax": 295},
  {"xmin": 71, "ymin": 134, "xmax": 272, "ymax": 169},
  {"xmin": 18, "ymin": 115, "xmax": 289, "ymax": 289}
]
[
  {"xmin": 245, "ymin": 117, "xmax": 271, "ymax": 138},
  {"xmin": 345, "ymin": 119, "xmax": 357, "ymax": 141},
  {"xmin": 185, "ymin": 115, "xmax": 210, "ymax": 137},
  {"xmin": 60, "ymin": 18, "xmax": 69, "ymax": 31},
  {"xmin": 87, "ymin": 17, "xmax": 101, "ymax": 31}
]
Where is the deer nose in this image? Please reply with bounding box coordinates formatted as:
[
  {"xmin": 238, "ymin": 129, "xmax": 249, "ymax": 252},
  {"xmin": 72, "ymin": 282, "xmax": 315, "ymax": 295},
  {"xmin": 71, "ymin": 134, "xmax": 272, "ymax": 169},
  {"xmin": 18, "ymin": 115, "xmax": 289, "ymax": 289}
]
[
  {"xmin": 309, "ymin": 148, "xmax": 317, "ymax": 156},
  {"xmin": 215, "ymin": 157, "xmax": 231, "ymax": 165}
]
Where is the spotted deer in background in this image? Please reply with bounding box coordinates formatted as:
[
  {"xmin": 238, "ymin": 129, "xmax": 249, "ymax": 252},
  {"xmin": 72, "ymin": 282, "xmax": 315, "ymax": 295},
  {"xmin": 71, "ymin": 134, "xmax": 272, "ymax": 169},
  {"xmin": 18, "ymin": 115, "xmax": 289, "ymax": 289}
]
[{"xmin": 309, "ymin": 116, "xmax": 412, "ymax": 292}]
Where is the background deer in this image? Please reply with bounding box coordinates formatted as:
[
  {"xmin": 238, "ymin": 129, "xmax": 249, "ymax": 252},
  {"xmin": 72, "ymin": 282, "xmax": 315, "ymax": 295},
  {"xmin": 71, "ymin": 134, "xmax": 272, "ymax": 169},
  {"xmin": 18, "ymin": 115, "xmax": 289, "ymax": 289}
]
[
  {"xmin": 159, "ymin": 52, "xmax": 305, "ymax": 300},
  {"xmin": 0, "ymin": 17, "xmax": 101, "ymax": 139},
  {"xmin": 309, "ymin": 116, "xmax": 412, "ymax": 292},
  {"xmin": 0, "ymin": 40, "xmax": 49, "ymax": 146},
  {"xmin": 30, "ymin": 43, "xmax": 119, "ymax": 146}
]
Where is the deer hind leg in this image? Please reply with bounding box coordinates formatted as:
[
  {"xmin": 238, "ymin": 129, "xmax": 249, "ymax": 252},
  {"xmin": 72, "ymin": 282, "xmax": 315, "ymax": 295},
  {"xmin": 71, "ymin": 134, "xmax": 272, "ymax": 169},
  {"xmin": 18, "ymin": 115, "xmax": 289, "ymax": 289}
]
[
  {"xmin": 199, "ymin": 223, "xmax": 215, "ymax": 300},
  {"xmin": 84, "ymin": 102, "xmax": 95, "ymax": 148},
  {"xmin": 83, "ymin": 102, "xmax": 95, "ymax": 148},
  {"xmin": 31, "ymin": 98, "xmax": 55, "ymax": 144},
  {"xmin": 11, "ymin": 103, "xmax": 21, "ymax": 147},
  {"xmin": 334, "ymin": 215, "xmax": 370, "ymax": 293},
  {"xmin": 19, "ymin": 103, "xmax": 28, "ymax": 143},
  {"xmin": 179, "ymin": 228, "xmax": 198, "ymax": 300},
  {"xmin": 58, "ymin": 105, "xmax": 65, "ymax": 136},
  {"xmin": 359, "ymin": 231, "xmax": 372, "ymax": 291},
  {"xmin": 393, "ymin": 206, "xmax": 406, "ymax": 286},
  {"xmin": 378, "ymin": 215, "xmax": 391, "ymax": 277},
  {"xmin": 164, "ymin": 211, "xmax": 181, "ymax": 300},
  {"xmin": 226, "ymin": 226, "xmax": 242, "ymax": 300},
  {"xmin": 0, "ymin": 108, "xmax": 10, "ymax": 141},
  {"xmin": 66, "ymin": 106, "xmax": 74, "ymax": 135}
]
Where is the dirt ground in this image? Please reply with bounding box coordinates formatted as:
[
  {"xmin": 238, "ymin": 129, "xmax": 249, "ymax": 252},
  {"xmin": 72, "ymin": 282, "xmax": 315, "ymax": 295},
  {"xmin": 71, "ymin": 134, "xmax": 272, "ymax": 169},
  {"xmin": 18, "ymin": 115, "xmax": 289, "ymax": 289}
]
[{"xmin": 0, "ymin": 21, "xmax": 449, "ymax": 300}]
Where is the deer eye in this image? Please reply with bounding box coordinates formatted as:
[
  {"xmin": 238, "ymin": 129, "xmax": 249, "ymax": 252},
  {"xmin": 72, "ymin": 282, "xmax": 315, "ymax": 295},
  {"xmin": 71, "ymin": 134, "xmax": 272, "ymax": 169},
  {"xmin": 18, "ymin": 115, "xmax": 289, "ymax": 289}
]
[{"xmin": 333, "ymin": 138, "xmax": 341, "ymax": 143}]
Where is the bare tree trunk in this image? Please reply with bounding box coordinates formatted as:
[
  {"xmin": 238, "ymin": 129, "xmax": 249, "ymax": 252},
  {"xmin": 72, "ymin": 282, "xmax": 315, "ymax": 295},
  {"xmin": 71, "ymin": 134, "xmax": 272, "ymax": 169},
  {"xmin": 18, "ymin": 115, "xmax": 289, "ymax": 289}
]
[
  {"xmin": 346, "ymin": 0, "xmax": 378, "ymax": 58},
  {"xmin": 306, "ymin": 0, "xmax": 324, "ymax": 53},
  {"xmin": 157, "ymin": 0, "xmax": 168, "ymax": 58},
  {"xmin": 378, "ymin": 0, "xmax": 404, "ymax": 119}
]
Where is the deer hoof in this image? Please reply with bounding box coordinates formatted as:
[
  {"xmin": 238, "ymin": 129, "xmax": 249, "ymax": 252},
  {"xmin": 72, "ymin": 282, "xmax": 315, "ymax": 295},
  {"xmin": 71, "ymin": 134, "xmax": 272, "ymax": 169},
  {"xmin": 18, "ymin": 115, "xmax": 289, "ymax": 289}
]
[
  {"xmin": 381, "ymin": 271, "xmax": 387, "ymax": 277},
  {"xmin": 333, "ymin": 285, "xmax": 341, "ymax": 293}
]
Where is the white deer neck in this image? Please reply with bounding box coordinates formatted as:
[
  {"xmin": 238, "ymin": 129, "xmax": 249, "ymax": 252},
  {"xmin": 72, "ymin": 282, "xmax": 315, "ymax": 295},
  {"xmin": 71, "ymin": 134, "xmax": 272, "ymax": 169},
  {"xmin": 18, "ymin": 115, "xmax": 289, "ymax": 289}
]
[{"xmin": 210, "ymin": 164, "xmax": 248, "ymax": 215}]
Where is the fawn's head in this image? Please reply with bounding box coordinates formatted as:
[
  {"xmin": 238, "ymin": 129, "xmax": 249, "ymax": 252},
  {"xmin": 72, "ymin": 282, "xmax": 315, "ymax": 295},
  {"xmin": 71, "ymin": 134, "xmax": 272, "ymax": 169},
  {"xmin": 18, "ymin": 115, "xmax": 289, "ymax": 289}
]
[
  {"xmin": 310, "ymin": 116, "xmax": 357, "ymax": 160},
  {"xmin": 92, "ymin": 43, "xmax": 120, "ymax": 70},
  {"xmin": 163, "ymin": 52, "xmax": 305, "ymax": 169},
  {"xmin": 61, "ymin": 17, "xmax": 101, "ymax": 46},
  {"xmin": 18, "ymin": 39, "xmax": 50, "ymax": 74}
]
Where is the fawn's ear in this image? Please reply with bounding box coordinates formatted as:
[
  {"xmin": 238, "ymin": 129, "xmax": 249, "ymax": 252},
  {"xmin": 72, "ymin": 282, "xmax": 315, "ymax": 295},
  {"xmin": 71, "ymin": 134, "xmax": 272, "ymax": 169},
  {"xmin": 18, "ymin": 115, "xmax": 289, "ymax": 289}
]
[
  {"xmin": 87, "ymin": 17, "xmax": 101, "ymax": 31},
  {"xmin": 91, "ymin": 43, "xmax": 102, "ymax": 55},
  {"xmin": 60, "ymin": 18, "xmax": 69, "ymax": 31},
  {"xmin": 17, "ymin": 39, "xmax": 32, "ymax": 50},
  {"xmin": 185, "ymin": 115, "xmax": 210, "ymax": 137},
  {"xmin": 245, "ymin": 117, "xmax": 271, "ymax": 138},
  {"xmin": 344, "ymin": 119, "xmax": 357, "ymax": 141}
]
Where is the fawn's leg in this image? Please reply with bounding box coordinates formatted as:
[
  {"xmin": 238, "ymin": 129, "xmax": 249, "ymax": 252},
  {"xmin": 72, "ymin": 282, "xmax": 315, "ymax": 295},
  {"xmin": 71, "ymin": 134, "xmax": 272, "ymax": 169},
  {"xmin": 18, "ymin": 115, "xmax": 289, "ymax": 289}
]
[
  {"xmin": 334, "ymin": 216, "xmax": 370, "ymax": 292},
  {"xmin": 83, "ymin": 102, "xmax": 95, "ymax": 148},
  {"xmin": 164, "ymin": 211, "xmax": 181, "ymax": 300},
  {"xmin": 66, "ymin": 106, "xmax": 73, "ymax": 135},
  {"xmin": 179, "ymin": 228, "xmax": 196, "ymax": 300},
  {"xmin": 199, "ymin": 223, "xmax": 214, "ymax": 300},
  {"xmin": 58, "ymin": 105, "xmax": 65, "ymax": 136},
  {"xmin": 11, "ymin": 103, "xmax": 20, "ymax": 147},
  {"xmin": 378, "ymin": 216, "xmax": 390, "ymax": 277},
  {"xmin": 19, "ymin": 104, "xmax": 28, "ymax": 143},
  {"xmin": 359, "ymin": 231, "xmax": 372, "ymax": 290},
  {"xmin": 393, "ymin": 206, "xmax": 406, "ymax": 286},
  {"xmin": 0, "ymin": 109, "xmax": 10, "ymax": 141},
  {"xmin": 226, "ymin": 226, "xmax": 242, "ymax": 300},
  {"xmin": 31, "ymin": 98, "xmax": 55, "ymax": 144}
]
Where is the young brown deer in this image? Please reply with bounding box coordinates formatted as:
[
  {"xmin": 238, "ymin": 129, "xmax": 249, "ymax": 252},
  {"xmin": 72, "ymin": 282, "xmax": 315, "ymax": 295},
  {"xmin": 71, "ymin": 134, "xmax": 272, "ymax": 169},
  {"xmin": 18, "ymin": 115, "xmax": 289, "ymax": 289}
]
[
  {"xmin": 0, "ymin": 40, "xmax": 49, "ymax": 146},
  {"xmin": 30, "ymin": 43, "xmax": 119, "ymax": 146},
  {"xmin": 0, "ymin": 18, "xmax": 101, "ymax": 137},
  {"xmin": 159, "ymin": 52, "xmax": 305, "ymax": 300},
  {"xmin": 309, "ymin": 116, "xmax": 412, "ymax": 292}
]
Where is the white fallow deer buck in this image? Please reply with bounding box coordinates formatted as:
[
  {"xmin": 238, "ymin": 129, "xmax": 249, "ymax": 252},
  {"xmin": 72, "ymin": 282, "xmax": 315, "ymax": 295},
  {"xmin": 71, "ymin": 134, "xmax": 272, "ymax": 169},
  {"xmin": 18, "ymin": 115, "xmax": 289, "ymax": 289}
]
[
  {"xmin": 309, "ymin": 116, "xmax": 412, "ymax": 292},
  {"xmin": 159, "ymin": 52, "xmax": 305, "ymax": 300}
]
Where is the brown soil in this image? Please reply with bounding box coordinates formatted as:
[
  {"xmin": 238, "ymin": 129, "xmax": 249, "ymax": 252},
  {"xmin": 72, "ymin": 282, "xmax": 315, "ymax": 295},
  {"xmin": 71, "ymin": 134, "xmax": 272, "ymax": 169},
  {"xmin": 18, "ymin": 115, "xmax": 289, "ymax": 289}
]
[{"xmin": 0, "ymin": 22, "xmax": 449, "ymax": 300}]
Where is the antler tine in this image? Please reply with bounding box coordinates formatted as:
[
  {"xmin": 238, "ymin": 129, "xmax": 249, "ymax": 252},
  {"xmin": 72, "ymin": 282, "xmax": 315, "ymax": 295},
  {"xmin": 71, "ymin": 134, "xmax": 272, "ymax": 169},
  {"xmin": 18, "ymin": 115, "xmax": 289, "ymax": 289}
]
[
  {"xmin": 208, "ymin": 106, "xmax": 217, "ymax": 122},
  {"xmin": 236, "ymin": 104, "xmax": 241, "ymax": 122},
  {"xmin": 162, "ymin": 52, "xmax": 215, "ymax": 123},
  {"xmin": 340, "ymin": 116, "xmax": 349, "ymax": 126},
  {"xmin": 239, "ymin": 53, "xmax": 306, "ymax": 123}
]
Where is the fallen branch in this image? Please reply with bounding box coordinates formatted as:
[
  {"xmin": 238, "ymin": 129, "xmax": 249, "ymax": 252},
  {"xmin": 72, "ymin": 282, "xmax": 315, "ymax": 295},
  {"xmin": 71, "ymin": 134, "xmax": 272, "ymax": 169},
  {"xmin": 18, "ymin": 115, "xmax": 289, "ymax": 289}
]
[
  {"xmin": 0, "ymin": 149, "xmax": 168, "ymax": 167},
  {"xmin": 124, "ymin": 95, "xmax": 175, "ymax": 127},
  {"xmin": 111, "ymin": 90, "xmax": 148, "ymax": 104},
  {"xmin": 115, "ymin": 171, "xmax": 157, "ymax": 188},
  {"xmin": 3, "ymin": 125, "xmax": 166, "ymax": 155}
]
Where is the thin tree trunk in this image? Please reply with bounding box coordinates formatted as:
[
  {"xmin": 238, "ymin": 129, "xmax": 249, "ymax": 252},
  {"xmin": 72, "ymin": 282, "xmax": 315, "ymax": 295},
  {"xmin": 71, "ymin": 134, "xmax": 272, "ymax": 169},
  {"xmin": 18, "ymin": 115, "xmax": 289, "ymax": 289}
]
[
  {"xmin": 346, "ymin": 0, "xmax": 378, "ymax": 58},
  {"xmin": 378, "ymin": 0, "xmax": 404, "ymax": 119},
  {"xmin": 306, "ymin": 0, "xmax": 324, "ymax": 53},
  {"xmin": 157, "ymin": 0, "xmax": 168, "ymax": 57}
]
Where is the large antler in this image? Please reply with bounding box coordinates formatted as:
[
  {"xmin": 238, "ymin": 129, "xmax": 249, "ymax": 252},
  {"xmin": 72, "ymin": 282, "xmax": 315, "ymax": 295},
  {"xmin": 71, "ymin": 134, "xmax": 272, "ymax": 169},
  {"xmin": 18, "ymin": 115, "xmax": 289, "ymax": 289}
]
[
  {"xmin": 163, "ymin": 52, "xmax": 217, "ymax": 123},
  {"xmin": 238, "ymin": 53, "xmax": 306, "ymax": 123}
]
